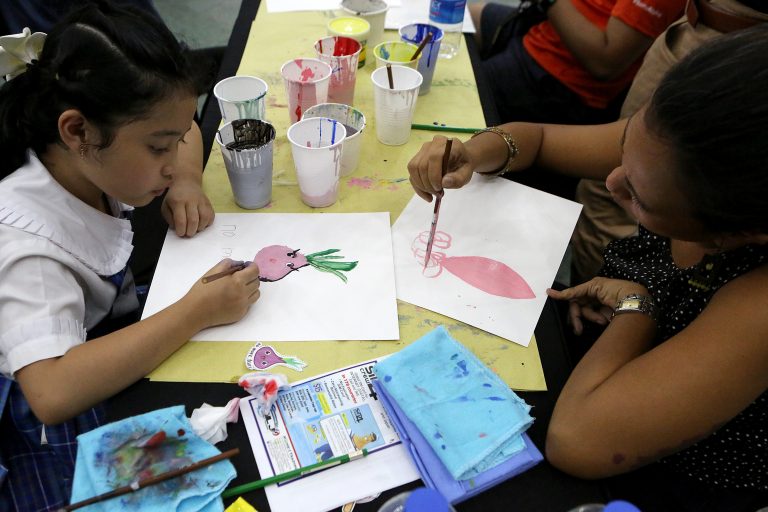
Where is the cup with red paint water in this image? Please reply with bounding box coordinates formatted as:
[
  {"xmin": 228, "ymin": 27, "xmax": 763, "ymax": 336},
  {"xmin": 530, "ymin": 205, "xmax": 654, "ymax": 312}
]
[
  {"xmin": 287, "ymin": 117, "xmax": 347, "ymax": 208},
  {"xmin": 280, "ymin": 58, "xmax": 332, "ymax": 124},
  {"xmin": 314, "ymin": 36, "xmax": 362, "ymax": 106}
]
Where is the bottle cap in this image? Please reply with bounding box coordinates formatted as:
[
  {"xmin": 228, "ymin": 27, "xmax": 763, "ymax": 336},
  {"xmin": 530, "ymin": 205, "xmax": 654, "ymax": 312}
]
[
  {"xmin": 604, "ymin": 500, "xmax": 641, "ymax": 512},
  {"xmin": 405, "ymin": 488, "xmax": 451, "ymax": 512}
]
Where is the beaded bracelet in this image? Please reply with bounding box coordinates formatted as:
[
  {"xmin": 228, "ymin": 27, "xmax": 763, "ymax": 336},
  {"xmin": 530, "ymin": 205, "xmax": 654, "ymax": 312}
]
[{"xmin": 471, "ymin": 126, "xmax": 519, "ymax": 176}]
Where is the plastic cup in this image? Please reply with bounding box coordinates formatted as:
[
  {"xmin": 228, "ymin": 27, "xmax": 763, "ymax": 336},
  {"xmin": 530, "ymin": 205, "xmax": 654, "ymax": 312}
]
[
  {"xmin": 280, "ymin": 58, "xmax": 332, "ymax": 124},
  {"xmin": 373, "ymin": 41, "xmax": 421, "ymax": 70},
  {"xmin": 341, "ymin": 0, "xmax": 389, "ymax": 53},
  {"xmin": 370, "ymin": 65, "xmax": 423, "ymax": 146},
  {"xmin": 213, "ymin": 76, "xmax": 268, "ymax": 123},
  {"xmin": 287, "ymin": 117, "xmax": 347, "ymax": 207},
  {"xmin": 314, "ymin": 36, "xmax": 362, "ymax": 106},
  {"xmin": 327, "ymin": 16, "xmax": 370, "ymax": 68},
  {"xmin": 399, "ymin": 24, "xmax": 444, "ymax": 95},
  {"xmin": 304, "ymin": 103, "xmax": 366, "ymax": 177},
  {"xmin": 216, "ymin": 119, "xmax": 276, "ymax": 209}
]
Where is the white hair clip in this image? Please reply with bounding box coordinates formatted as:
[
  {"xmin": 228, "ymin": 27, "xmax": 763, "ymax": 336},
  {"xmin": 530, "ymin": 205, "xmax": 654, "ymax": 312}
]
[{"xmin": 0, "ymin": 28, "xmax": 47, "ymax": 82}]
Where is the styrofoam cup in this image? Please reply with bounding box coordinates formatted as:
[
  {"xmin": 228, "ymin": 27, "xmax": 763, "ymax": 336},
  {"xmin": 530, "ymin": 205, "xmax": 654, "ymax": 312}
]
[
  {"xmin": 304, "ymin": 103, "xmax": 366, "ymax": 177},
  {"xmin": 287, "ymin": 117, "xmax": 347, "ymax": 207},
  {"xmin": 371, "ymin": 65, "xmax": 423, "ymax": 146},
  {"xmin": 213, "ymin": 76, "xmax": 268, "ymax": 123},
  {"xmin": 280, "ymin": 58, "xmax": 332, "ymax": 124}
]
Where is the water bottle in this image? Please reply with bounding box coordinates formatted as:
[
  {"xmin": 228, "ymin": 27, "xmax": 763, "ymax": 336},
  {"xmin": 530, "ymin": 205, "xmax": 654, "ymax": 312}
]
[
  {"xmin": 377, "ymin": 487, "xmax": 456, "ymax": 512},
  {"xmin": 567, "ymin": 500, "xmax": 642, "ymax": 512},
  {"xmin": 428, "ymin": 0, "xmax": 467, "ymax": 59}
]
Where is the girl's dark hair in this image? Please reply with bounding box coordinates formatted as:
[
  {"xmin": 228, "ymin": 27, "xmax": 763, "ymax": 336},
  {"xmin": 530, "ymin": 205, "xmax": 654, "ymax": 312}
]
[
  {"xmin": 645, "ymin": 24, "xmax": 768, "ymax": 235},
  {"xmin": 0, "ymin": 0, "xmax": 208, "ymax": 178}
]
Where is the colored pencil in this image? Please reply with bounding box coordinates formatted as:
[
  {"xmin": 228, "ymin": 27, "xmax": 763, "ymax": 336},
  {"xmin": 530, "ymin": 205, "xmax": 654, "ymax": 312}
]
[
  {"xmin": 221, "ymin": 449, "xmax": 368, "ymax": 498},
  {"xmin": 412, "ymin": 123, "xmax": 482, "ymax": 134},
  {"xmin": 64, "ymin": 448, "xmax": 240, "ymax": 511},
  {"xmin": 202, "ymin": 261, "xmax": 250, "ymax": 284}
]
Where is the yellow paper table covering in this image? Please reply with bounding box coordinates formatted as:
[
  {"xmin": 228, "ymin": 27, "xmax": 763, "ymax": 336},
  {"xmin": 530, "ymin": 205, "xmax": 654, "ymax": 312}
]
[{"xmin": 149, "ymin": 4, "xmax": 547, "ymax": 391}]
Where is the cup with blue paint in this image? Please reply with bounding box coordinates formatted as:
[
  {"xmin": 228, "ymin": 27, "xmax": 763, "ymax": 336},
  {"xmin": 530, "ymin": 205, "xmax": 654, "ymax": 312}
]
[
  {"xmin": 216, "ymin": 119, "xmax": 276, "ymax": 209},
  {"xmin": 399, "ymin": 23, "xmax": 443, "ymax": 95},
  {"xmin": 287, "ymin": 117, "xmax": 347, "ymax": 207},
  {"xmin": 213, "ymin": 76, "xmax": 268, "ymax": 123},
  {"xmin": 303, "ymin": 103, "xmax": 366, "ymax": 177}
]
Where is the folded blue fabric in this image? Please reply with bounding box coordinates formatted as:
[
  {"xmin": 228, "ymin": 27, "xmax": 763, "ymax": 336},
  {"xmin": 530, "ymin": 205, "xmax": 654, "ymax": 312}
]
[
  {"xmin": 70, "ymin": 405, "xmax": 235, "ymax": 511},
  {"xmin": 373, "ymin": 326, "xmax": 534, "ymax": 480},
  {"xmin": 374, "ymin": 380, "xmax": 542, "ymax": 504}
]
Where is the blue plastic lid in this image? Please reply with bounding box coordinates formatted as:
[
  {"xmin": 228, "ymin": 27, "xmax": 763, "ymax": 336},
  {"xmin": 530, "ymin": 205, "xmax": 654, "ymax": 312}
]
[
  {"xmin": 404, "ymin": 488, "xmax": 451, "ymax": 512},
  {"xmin": 604, "ymin": 500, "xmax": 641, "ymax": 512}
]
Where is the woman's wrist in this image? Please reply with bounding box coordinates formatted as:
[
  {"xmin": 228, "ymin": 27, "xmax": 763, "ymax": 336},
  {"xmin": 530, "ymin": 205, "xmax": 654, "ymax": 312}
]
[{"xmin": 471, "ymin": 127, "xmax": 519, "ymax": 176}]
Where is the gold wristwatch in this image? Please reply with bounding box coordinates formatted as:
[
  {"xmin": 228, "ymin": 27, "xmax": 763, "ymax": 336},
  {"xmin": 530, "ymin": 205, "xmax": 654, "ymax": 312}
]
[{"xmin": 612, "ymin": 293, "xmax": 658, "ymax": 322}]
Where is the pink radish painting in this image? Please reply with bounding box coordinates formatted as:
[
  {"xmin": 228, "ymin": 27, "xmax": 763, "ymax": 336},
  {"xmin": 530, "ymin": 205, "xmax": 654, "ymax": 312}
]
[
  {"xmin": 412, "ymin": 231, "xmax": 535, "ymax": 299},
  {"xmin": 254, "ymin": 245, "xmax": 358, "ymax": 283}
]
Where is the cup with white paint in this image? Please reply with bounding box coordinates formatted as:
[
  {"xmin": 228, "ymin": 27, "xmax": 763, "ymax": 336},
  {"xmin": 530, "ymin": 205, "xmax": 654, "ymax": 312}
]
[
  {"xmin": 287, "ymin": 117, "xmax": 347, "ymax": 207},
  {"xmin": 213, "ymin": 76, "xmax": 268, "ymax": 123},
  {"xmin": 216, "ymin": 119, "xmax": 276, "ymax": 209},
  {"xmin": 371, "ymin": 65, "xmax": 423, "ymax": 145},
  {"xmin": 303, "ymin": 103, "xmax": 366, "ymax": 177}
]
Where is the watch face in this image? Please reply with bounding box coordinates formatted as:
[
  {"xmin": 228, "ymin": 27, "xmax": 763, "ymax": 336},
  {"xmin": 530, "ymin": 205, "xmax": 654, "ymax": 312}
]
[{"xmin": 624, "ymin": 298, "xmax": 642, "ymax": 309}]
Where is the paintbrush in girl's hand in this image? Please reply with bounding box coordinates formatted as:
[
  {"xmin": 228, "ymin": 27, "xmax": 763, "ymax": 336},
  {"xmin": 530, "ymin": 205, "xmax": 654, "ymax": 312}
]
[
  {"xmin": 202, "ymin": 260, "xmax": 251, "ymax": 284},
  {"xmin": 63, "ymin": 448, "xmax": 240, "ymax": 511}
]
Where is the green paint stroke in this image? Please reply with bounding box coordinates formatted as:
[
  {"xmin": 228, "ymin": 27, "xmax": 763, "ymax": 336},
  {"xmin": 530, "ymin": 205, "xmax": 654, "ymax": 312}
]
[{"xmin": 306, "ymin": 249, "xmax": 358, "ymax": 283}]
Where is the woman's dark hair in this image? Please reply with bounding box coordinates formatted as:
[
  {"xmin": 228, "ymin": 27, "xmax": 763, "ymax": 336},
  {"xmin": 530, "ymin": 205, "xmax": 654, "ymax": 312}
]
[
  {"xmin": 0, "ymin": 0, "xmax": 209, "ymax": 178},
  {"xmin": 645, "ymin": 24, "xmax": 768, "ymax": 235}
]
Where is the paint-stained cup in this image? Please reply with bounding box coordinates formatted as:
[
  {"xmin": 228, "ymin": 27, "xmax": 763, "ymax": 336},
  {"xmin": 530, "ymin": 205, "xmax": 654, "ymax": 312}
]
[
  {"xmin": 341, "ymin": 0, "xmax": 389, "ymax": 53},
  {"xmin": 213, "ymin": 76, "xmax": 268, "ymax": 123},
  {"xmin": 304, "ymin": 103, "xmax": 366, "ymax": 177},
  {"xmin": 216, "ymin": 119, "xmax": 276, "ymax": 209},
  {"xmin": 287, "ymin": 117, "xmax": 347, "ymax": 208},
  {"xmin": 373, "ymin": 41, "xmax": 421, "ymax": 70},
  {"xmin": 399, "ymin": 24, "xmax": 444, "ymax": 95},
  {"xmin": 314, "ymin": 36, "xmax": 362, "ymax": 106},
  {"xmin": 280, "ymin": 58, "xmax": 332, "ymax": 124},
  {"xmin": 371, "ymin": 65, "xmax": 423, "ymax": 146},
  {"xmin": 327, "ymin": 16, "xmax": 370, "ymax": 68}
]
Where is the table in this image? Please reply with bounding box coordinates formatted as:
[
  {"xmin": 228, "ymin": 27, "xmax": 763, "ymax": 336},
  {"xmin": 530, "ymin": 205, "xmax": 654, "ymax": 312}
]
[{"xmin": 113, "ymin": 0, "xmax": 609, "ymax": 510}]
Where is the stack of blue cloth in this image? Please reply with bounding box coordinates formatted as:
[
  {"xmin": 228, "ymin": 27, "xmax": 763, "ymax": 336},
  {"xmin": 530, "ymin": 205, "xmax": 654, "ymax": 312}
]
[{"xmin": 373, "ymin": 326, "xmax": 542, "ymax": 504}]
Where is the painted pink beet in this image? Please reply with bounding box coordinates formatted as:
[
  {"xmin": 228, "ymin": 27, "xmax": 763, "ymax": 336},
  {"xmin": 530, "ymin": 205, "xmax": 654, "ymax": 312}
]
[{"xmin": 254, "ymin": 245, "xmax": 358, "ymax": 282}]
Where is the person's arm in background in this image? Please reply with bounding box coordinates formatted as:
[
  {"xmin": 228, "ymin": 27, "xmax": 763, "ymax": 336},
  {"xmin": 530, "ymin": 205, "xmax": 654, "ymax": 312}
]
[
  {"xmin": 546, "ymin": 0, "xmax": 655, "ymax": 80},
  {"xmin": 161, "ymin": 120, "xmax": 215, "ymax": 237}
]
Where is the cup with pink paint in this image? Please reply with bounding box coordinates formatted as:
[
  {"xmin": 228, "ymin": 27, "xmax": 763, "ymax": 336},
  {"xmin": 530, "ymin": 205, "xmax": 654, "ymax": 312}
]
[
  {"xmin": 303, "ymin": 103, "xmax": 366, "ymax": 177},
  {"xmin": 399, "ymin": 23, "xmax": 444, "ymax": 95},
  {"xmin": 280, "ymin": 58, "xmax": 332, "ymax": 124},
  {"xmin": 287, "ymin": 117, "xmax": 347, "ymax": 207},
  {"xmin": 314, "ymin": 36, "xmax": 362, "ymax": 106},
  {"xmin": 371, "ymin": 65, "xmax": 423, "ymax": 145}
]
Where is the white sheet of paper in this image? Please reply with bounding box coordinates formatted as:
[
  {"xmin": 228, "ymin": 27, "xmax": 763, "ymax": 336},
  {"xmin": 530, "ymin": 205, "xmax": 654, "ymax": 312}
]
[
  {"xmin": 266, "ymin": 0, "xmax": 402, "ymax": 13},
  {"xmin": 385, "ymin": 0, "xmax": 475, "ymax": 33},
  {"xmin": 240, "ymin": 359, "xmax": 420, "ymax": 512},
  {"xmin": 142, "ymin": 213, "xmax": 399, "ymax": 341},
  {"xmin": 392, "ymin": 176, "xmax": 581, "ymax": 346}
]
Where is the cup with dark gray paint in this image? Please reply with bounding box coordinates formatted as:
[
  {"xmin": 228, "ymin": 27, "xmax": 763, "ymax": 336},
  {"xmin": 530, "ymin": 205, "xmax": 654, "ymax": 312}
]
[{"xmin": 216, "ymin": 119, "xmax": 276, "ymax": 209}]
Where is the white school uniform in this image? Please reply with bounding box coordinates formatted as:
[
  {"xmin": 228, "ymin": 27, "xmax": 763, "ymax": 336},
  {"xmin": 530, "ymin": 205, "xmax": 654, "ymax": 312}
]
[{"xmin": 0, "ymin": 151, "xmax": 136, "ymax": 378}]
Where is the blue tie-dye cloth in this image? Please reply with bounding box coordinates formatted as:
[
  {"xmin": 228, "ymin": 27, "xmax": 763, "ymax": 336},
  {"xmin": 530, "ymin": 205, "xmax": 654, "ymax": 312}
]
[
  {"xmin": 70, "ymin": 405, "xmax": 235, "ymax": 511},
  {"xmin": 373, "ymin": 326, "xmax": 534, "ymax": 481}
]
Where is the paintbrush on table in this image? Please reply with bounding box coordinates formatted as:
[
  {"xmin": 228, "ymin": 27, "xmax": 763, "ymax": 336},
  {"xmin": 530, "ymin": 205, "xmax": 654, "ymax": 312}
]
[
  {"xmin": 63, "ymin": 448, "xmax": 240, "ymax": 511},
  {"xmin": 423, "ymin": 138, "xmax": 453, "ymax": 268}
]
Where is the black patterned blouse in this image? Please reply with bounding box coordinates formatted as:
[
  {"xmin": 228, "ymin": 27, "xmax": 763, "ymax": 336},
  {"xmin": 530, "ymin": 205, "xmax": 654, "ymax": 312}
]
[{"xmin": 599, "ymin": 226, "xmax": 768, "ymax": 490}]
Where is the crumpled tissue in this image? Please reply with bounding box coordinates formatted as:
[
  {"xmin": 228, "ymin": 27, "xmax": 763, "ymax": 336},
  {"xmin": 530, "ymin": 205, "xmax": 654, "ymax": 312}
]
[{"xmin": 190, "ymin": 397, "xmax": 241, "ymax": 444}]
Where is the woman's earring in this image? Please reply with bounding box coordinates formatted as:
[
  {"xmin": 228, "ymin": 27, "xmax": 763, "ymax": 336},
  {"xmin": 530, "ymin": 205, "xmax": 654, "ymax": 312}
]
[{"xmin": 79, "ymin": 143, "xmax": 88, "ymax": 158}]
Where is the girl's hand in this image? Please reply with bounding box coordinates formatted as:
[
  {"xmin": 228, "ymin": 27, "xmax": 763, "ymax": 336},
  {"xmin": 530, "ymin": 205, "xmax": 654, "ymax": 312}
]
[
  {"xmin": 161, "ymin": 177, "xmax": 215, "ymax": 237},
  {"xmin": 547, "ymin": 277, "xmax": 650, "ymax": 335},
  {"xmin": 184, "ymin": 259, "xmax": 261, "ymax": 328},
  {"xmin": 407, "ymin": 136, "xmax": 475, "ymax": 201}
]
